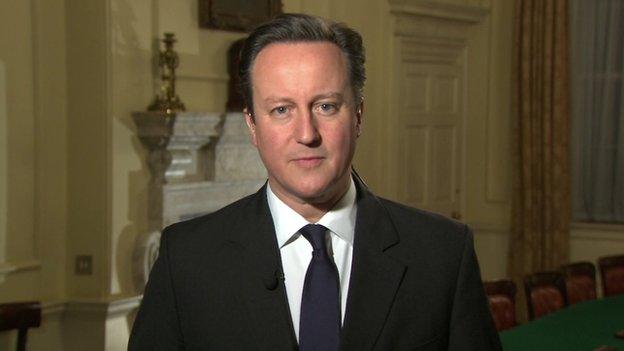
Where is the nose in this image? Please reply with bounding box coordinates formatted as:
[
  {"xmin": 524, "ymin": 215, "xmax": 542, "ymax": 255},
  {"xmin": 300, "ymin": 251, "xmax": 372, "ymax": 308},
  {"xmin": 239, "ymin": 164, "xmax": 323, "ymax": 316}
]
[{"xmin": 295, "ymin": 110, "xmax": 320, "ymax": 146}]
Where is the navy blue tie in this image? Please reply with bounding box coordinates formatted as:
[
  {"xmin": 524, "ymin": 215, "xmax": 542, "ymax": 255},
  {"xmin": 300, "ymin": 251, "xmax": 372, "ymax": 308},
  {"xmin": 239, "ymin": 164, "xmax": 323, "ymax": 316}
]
[{"xmin": 299, "ymin": 224, "xmax": 341, "ymax": 351}]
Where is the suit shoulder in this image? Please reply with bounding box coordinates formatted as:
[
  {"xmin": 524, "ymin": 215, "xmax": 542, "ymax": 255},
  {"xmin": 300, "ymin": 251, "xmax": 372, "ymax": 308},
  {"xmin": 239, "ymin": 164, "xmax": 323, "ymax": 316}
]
[
  {"xmin": 373, "ymin": 197, "xmax": 471, "ymax": 269},
  {"xmin": 376, "ymin": 197, "xmax": 468, "ymax": 236},
  {"xmin": 162, "ymin": 191, "xmax": 261, "ymax": 244}
]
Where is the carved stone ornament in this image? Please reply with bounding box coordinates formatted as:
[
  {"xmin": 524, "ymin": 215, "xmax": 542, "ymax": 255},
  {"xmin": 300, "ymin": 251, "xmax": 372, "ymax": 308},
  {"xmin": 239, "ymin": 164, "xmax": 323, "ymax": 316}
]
[
  {"xmin": 132, "ymin": 111, "xmax": 267, "ymax": 290},
  {"xmin": 132, "ymin": 230, "xmax": 161, "ymax": 292}
]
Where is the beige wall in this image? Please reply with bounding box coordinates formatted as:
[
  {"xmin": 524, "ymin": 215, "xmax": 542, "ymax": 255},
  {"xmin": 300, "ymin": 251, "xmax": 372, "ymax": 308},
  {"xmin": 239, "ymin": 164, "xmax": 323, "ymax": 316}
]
[
  {"xmin": 0, "ymin": 0, "xmax": 67, "ymax": 300},
  {"xmin": 0, "ymin": 59, "xmax": 6, "ymax": 278},
  {"xmin": 0, "ymin": 0, "xmax": 37, "ymax": 297},
  {"xmin": 1, "ymin": 0, "xmax": 623, "ymax": 350},
  {"xmin": 463, "ymin": 0, "xmax": 514, "ymax": 280},
  {"xmin": 0, "ymin": 0, "xmax": 68, "ymax": 348}
]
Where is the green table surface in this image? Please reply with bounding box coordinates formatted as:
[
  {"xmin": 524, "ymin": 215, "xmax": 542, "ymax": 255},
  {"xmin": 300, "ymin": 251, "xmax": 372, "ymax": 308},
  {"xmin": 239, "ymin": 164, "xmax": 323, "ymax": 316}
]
[{"xmin": 500, "ymin": 294, "xmax": 624, "ymax": 350}]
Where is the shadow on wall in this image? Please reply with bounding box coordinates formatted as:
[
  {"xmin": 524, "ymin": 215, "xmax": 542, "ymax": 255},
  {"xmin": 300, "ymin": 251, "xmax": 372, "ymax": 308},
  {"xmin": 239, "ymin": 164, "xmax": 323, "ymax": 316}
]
[
  {"xmin": 0, "ymin": 333, "xmax": 15, "ymax": 351},
  {"xmin": 116, "ymin": 166, "xmax": 152, "ymax": 297}
]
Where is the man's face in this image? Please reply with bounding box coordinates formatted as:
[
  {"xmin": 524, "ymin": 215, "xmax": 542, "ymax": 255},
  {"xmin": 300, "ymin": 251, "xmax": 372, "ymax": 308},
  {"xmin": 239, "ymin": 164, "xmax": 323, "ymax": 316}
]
[{"xmin": 245, "ymin": 42, "xmax": 361, "ymax": 208}]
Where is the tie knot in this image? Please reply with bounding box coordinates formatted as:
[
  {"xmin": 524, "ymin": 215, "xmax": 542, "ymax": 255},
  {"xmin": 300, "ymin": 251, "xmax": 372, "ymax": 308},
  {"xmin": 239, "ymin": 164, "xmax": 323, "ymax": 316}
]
[{"xmin": 300, "ymin": 224, "xmax": 328, "ymax": 252}]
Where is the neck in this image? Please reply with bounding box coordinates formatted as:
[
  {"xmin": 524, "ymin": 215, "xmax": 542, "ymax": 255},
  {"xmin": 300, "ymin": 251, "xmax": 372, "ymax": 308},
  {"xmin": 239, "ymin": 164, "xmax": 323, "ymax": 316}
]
[{"xmin": 269, "ymin": 177, "xmax": 351, "ymax": 223}]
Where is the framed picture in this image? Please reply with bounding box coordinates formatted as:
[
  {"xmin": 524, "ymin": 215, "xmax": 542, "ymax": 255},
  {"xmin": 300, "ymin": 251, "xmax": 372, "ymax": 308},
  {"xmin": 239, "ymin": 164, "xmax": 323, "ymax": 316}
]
[{"xmin": 199, "ymin": 0, "xmax": 283, "ymax": 32}]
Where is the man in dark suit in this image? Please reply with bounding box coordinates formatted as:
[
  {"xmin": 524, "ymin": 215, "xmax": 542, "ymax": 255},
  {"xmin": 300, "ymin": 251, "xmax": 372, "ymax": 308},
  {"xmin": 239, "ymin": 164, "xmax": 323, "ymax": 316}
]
[{"xmin": 129, "ymin": 13, "xmax": 501, "ymax": 351}]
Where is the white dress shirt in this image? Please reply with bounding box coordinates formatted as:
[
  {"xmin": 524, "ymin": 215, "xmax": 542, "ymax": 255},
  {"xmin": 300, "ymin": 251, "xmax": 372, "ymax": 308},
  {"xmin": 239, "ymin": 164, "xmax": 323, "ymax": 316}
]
[{"xmin": 266, "ymin": 178, "xmax": 357, "ymax": 342}]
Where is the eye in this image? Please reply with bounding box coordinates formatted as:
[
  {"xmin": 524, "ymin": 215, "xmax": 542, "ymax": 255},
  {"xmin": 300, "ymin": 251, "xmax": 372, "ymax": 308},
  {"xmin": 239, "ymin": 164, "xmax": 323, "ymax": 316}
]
[
  {"xmin": 270, "ymin": 105, "xmax": 290, "ymax": 117},
  {"xmin": 321, "ymin": 103, "xmax": 334, "ymax": 111},
  {"xmin": 315, "ymin": 103, "xmax": 338, "ymax": 115}
]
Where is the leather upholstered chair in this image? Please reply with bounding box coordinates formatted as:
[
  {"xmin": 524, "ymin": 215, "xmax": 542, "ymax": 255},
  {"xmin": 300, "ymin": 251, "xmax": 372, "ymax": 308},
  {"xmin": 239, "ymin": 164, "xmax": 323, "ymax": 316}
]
[
  {"xmin": 483, "ymin": 279, "xmax": 517, "ymax": 331},
  {"xmin": 560, "ymin": 261, "xmax": 597, "ymax": 304},
  {"xmin": 524, "ymin": 271, "xmax": 569, "ymax": 320},
  {"xmin": 598, "ymin": 254, "xmax": 624, "ymax": 297},
  {"xmin": 0, "ymin": 301, "xmax": 41, "ymax": 351}
]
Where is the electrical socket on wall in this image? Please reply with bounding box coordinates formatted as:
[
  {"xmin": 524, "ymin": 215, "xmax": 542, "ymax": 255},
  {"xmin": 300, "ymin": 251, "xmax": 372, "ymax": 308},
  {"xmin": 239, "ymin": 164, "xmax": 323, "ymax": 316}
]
[{"xmin": 75, "ymin": 255, "xmax": 93, "ymax": 275}]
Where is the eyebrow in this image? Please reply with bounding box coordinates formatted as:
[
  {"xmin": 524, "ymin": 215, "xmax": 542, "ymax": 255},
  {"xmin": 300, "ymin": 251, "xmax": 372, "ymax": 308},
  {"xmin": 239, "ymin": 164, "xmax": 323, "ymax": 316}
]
[
  {"xmin": 262, "ymin": 97, "xmax": 294, "ymax": 106},
  {"xmin": 262, "ymin": 92, "xmax": 345, "ymax": 105},
  {"xmin": 311, "ymin": 92, "xmax": 344, "ymax": 101}
]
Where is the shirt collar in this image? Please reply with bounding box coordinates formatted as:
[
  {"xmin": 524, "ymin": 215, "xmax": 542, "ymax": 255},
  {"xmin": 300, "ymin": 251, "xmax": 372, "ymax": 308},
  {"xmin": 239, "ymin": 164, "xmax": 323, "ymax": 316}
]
[{"xmin": 267, "ymin": 177, "xmax": 357, "ymax": 248}]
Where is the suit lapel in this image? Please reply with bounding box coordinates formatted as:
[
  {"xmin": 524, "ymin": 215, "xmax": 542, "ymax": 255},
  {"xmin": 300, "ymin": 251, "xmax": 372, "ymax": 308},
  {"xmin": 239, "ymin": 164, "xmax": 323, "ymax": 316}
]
[
  {"xmin": 222, "ymin": 180, "xmax": 406, "ymax": 350},
  {"xmin": 225, "ymin": 186, "xmax": 298, "ymax": 350},
  {"xmin": 341, "ymin": 183, "xmax": 407, "ymax": 351}
]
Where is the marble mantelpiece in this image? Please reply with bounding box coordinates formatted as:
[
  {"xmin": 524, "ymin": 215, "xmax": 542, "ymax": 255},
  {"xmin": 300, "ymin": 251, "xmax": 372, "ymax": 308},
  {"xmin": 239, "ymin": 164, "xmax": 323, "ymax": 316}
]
[
  {"xmin": 132, "ymin": 111, "xmax": 266, "ymax": 288},
  {"xmin": 162, "ymin": 113, "xmax": 266, "ymax": 226}
]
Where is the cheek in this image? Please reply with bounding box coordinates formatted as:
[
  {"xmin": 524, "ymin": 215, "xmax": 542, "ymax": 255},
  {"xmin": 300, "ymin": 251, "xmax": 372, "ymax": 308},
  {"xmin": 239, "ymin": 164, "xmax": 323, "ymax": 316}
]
[
  {"xmin": 255, "ymin": 126, "xmax": 285, "ymax": 157},
  {"xmin": 326, "ymin": 124, "xmax": 357, "ymax": 159}
]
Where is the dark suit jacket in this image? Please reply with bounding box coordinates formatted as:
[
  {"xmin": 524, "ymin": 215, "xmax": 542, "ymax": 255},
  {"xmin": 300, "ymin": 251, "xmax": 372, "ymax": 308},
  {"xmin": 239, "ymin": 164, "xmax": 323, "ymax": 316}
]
[{"xmin": 129, "ymin": 181, "xmax": 502, "ymax": 350}]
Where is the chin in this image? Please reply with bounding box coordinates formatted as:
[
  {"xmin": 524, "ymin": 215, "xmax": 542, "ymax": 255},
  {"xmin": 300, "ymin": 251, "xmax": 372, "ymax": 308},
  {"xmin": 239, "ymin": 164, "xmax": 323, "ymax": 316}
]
[
  {"xmin": 292, "ymin": 185, "xmax": 330, "ymax": 201},
  {"xmin": 292, "ymin": 179, "xmax": 341, "ymax": 203}
]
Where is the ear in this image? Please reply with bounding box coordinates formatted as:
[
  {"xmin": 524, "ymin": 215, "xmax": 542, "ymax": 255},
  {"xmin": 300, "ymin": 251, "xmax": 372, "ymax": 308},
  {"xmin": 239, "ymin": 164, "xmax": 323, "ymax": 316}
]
[
  {"xmin": 244, "ymin": 108, "xmax": 258, "ymax": 147},
  {"xmin": 355, "ymin": 100, "xmax": 363, "ymax": 137}
]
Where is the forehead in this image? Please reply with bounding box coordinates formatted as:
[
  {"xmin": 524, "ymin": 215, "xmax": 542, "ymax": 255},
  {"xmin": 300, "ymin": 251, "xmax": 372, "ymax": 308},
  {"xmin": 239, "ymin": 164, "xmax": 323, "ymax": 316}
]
[
  {"xmin": 253, "ymin": 41, "xmax": 346, "ymax": 63},
  {"xmin": 250, "ymin": 42, "xmax": 349, "ymax": 94}
]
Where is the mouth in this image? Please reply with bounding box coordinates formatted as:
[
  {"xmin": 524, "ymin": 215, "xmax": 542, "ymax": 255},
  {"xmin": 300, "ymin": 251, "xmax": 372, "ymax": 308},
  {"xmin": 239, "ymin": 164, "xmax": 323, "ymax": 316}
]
[{"xmin": 292, "ymin": 156, "xmax": 324, "ymax": 168}]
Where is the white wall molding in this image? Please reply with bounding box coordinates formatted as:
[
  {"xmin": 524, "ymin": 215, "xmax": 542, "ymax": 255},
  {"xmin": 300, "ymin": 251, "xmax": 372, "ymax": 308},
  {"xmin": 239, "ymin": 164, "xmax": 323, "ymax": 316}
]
[
  {"xmin": 571, "ymin": 221, "xmax": 624, "ymax": 233},
  {"xmin": 570, "ymin": 222, "xmax": 624, "ymax": 242},
  {"xmin": 41, "ymin": 300, "xmax": 66, "ymax": 316},
  {"xmin": 34, "ymin": 296, "xmax": 142, "ymax": 318},
  {"xmin": 24, "ymin": 297, "xmax": 140, "ymax": 351},
  {"xmin": 389, "ymin": 0, "xmax": 488, "ymax": 24},
  {"xmin": 483, "ymin": 1, "xmax": 513, "ymax": 204},
  {"xmin": 59, "ymin": 295, "xmax": 141, "ymax": 351},
  {"xmin": 64, "ymin": 295, "xmax": 141, "ymax": 318},
  {"xmin": 569, "ymin": 222, "xmax": 624, "ymax": 269},
  {"xmin": 399, "ymin": 36, "xmax": 465, "ymax": 64},
  {"xmin": 0, "ymin": 259, "xmax": 42, "ymax": 275}
]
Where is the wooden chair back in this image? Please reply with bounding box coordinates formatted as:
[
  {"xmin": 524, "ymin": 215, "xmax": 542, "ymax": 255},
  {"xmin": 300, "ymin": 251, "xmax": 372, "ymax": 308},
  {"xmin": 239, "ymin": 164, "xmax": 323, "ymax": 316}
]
[
  {"xmin": 524, "ymin": 271, "xmax": 568, "ymax": 320},
  {"xmin": 560, "ymin": 261, "xmax": 597, "ymax": 304},
  {"xmin": 598, "ymin": 254, "xmax": 624, "ymax": 297},
  {"xmin": 0, "ymin": 302, "xmax": 41, "ymax": 351},
  {"xmin": 483, "ymin": 279, "xmax": 517, "ymax": 331}
]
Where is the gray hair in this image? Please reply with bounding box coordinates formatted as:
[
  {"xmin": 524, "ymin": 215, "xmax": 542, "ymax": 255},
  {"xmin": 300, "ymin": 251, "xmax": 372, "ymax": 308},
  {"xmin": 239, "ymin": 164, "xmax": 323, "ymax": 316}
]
[{"xmin": 238, "ymin": 13, "xmax": 366, "ymax": 115}]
